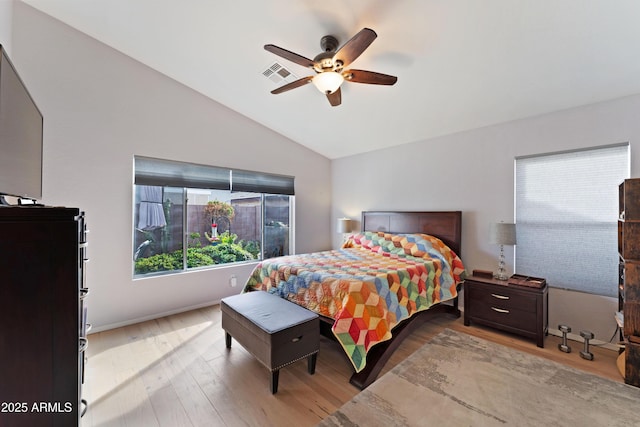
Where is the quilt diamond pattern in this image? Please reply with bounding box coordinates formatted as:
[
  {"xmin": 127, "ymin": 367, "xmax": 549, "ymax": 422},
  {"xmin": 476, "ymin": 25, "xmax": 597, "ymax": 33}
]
[{"xmin": 244, "ymin": 232, "xmax": 466, "ymax": 372}]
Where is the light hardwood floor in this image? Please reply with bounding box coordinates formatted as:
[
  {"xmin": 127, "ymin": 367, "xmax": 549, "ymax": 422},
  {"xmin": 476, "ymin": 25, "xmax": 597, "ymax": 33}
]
[{"xmin": 83, "ymin": 305, "xmax": 623, "ymax": 427}]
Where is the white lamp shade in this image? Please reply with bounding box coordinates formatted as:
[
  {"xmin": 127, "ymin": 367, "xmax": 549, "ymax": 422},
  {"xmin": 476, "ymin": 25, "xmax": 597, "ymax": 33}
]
[
  {"xmin": 489, "ymin": 222, "xmax": 516, "ymax": 245},
  {"xmin": 312, "ymin": 72, "xmax": 344, "ymax": 94},
  {"xmin": 337, "ymin": 217, "xmax": 352, "ymax": 234}
]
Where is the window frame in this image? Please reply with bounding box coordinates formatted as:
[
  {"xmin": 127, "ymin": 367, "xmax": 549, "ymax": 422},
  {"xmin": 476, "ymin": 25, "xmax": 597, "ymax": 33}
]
[{"xmin": 132, "ymin": 156, "xmax": 295, "ymax": 278}]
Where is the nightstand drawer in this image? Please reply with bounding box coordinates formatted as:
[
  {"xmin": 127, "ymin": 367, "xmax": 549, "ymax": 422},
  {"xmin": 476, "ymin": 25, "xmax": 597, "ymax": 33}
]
[
  {"xmin": 470, "ymin": 286, "xmax": 537, "ymax": 313},
  {"xmin": 468, "ymin": 299, "xmax": 537, "ymax": 332}
]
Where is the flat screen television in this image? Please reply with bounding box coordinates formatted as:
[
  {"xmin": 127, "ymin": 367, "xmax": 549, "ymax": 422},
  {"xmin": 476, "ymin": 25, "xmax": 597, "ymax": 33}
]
[{"xmin": 0, "ymin": 44, "xmax": 43, "ymax": 202}]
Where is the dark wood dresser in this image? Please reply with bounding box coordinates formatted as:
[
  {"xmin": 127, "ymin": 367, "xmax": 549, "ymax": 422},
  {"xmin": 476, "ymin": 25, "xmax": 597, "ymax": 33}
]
[
  {"xmin": 0, "ymin": 206, "xmax": 88, "ymax": 426},
  {"xmin": 464, "ymin": 274, "xmax": 548, "ymax": 347},
  {"xmin": 618, "ymin": 178, "xmax": 640, "ymax": 387}
]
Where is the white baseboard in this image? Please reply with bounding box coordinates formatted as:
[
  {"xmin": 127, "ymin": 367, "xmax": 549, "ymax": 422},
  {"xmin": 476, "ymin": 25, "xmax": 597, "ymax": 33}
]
[{"xmin": 89, "ymin": 300, "xmax": 221, "ymax": 334}]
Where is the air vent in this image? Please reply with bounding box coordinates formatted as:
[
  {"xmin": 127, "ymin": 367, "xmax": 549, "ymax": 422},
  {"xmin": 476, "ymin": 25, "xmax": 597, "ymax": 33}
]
[{"xmin": 262, "ymin": 62, "xmax": 298, "ymax": 85}]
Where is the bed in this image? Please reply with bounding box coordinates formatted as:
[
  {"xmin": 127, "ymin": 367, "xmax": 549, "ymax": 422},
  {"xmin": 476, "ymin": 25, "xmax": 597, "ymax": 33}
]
[{"xmin": 243, "ymin": 211, "xmax": 466, "ymax": 389}]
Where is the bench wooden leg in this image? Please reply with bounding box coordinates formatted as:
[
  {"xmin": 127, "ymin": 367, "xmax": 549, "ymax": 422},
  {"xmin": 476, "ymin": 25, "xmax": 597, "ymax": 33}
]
[
  {"xmin": 307, "ymin": 352, "xmax": 317, "ymax": 375},
  {"xmin": 271, "ymin": 370, "xmax": 279, "ymax": 394},
  {"xmin": 225, "ymin": 332, "xmax": 232, "ymax": 349}
]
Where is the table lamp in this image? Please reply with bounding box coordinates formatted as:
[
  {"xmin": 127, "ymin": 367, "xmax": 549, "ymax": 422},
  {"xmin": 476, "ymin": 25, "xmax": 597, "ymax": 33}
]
[
  {"xmin": 489, "ymin": 222, "xmax": 516, "ymax": 280},
  {"xmin": 337, "ymin": 218, "xmax": 352, "ymax": 242}
]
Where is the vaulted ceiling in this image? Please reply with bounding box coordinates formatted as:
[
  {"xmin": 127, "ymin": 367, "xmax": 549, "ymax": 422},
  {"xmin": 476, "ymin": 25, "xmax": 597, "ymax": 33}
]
[{"xmin": 20, "ymin": 0, "xmax": 640, "ymax": 159}]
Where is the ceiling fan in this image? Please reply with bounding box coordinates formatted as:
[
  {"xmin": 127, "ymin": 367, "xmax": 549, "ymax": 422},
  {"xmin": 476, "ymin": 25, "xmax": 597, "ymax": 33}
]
[{"xmin": 264, "ymin": 28, "xmax": 397, "ymax": 107}]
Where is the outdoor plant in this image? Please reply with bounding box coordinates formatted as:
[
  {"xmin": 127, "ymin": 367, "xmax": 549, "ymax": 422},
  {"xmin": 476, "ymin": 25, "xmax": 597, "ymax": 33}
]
[
  {"xmin": 186, "ymin": 248, "xmax": 214, "ymax": 268},
  {"xmin": 241, "ymin": 240, "xmax": 261, "ymax": 258},
  {"xmin": 134, "ymin": 230, "xmax": 255, "ymax": 275},
  {"xmin": 201, "ymin": 243, "xmax": 254, "ymax": 264},
  {"xmin": 204, "ymin": 200, "xmax": 235, "ymax": 223},
  {"xmin": 218, "ymin": 230, "xmax": 237, "ymax": 244},
  {"xmin": 134, "ymin": 252, "xmax": 182, "ymax": 274},
  {"xmin": 188, "ymin": 232, "xmax": 202, "ymax": 248}
]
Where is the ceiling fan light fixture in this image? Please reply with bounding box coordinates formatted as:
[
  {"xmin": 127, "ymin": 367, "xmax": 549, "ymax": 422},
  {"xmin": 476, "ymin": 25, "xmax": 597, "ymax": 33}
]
[
  {"xmin": 312, "ymin": 71, "xmax": 344, "ymax": 94},
  {"xmin": 265, "ymin": 28, "xmax": 396, "ymax": 106}
]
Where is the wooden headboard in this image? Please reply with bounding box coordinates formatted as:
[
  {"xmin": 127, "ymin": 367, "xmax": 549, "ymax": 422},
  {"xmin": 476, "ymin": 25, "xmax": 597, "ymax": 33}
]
[{"xmin": 361, "ymin": 211, "xmax": 462, "ymax": 255}]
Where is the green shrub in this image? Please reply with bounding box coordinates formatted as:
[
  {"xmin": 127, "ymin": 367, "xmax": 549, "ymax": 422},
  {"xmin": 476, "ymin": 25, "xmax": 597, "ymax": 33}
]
[
  {"xmin": 135, "ymin": 238, "xmax": 254, "ymax": 275},
  {"xmin": 218, "ymin": 230, "xmax": 237, "ymax": 244},
  {"xmin": 204, "ymin": 242, "xmax": 254, "ymax": 264},
  {"xmin": 241, "ymin": 240, "xmax": 261, "ymax": 258},
  {"xmin": 134, "ymin": 252, "xmax": 182, "ymax": 274},
  {"xmin": 186, "ymin": 248, "xmax": 214, "ymax": 268}
]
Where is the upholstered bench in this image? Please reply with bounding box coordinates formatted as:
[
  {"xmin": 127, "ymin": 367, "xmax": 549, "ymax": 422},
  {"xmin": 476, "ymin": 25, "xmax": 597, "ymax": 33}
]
[{"xmin": 221, "ymin": 291, "xmax": 320, "ymax": 394}]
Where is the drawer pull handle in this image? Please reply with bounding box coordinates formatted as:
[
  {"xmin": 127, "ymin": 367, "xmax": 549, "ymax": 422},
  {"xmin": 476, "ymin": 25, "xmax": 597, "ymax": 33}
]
[
  {"xmin": 491, "ymin": 307, "xmax": 510, "ymax": 314},
  {"xmin": 292, "ymin": 336, "xmax": 302, "ymax": 343},
  {"xmin": 491, "ymin": 293, "xmax": 510, "ymax": 300}
]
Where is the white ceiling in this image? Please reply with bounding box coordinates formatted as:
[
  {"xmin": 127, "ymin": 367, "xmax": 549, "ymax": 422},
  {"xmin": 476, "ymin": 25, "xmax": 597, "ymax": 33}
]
[{"xmin": 20, "ymin": 0, "xmax": 640, "ymax": 159}]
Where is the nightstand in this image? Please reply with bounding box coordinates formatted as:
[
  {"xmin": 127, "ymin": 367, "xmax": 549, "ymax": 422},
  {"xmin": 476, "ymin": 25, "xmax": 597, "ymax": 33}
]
[{"xmin": 464, "ymin": 275, "xmax": 548, "ymax": 347}]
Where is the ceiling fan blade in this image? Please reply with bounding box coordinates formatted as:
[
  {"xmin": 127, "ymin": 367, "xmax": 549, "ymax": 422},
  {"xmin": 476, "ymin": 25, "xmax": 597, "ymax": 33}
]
[
  {"xmin": 343, "ymin": 69, "xmax": 397, "ymax": 85},
  {"xmin": 264, "ymin": 44, "xmax": 315, "ymax": 68},
  {"xmin": 326, "ymin": 88, "xmax": 342, "ymax": 106},
  {"xmin": 271, "ymin": 76, "xmax": 314, "ymax": 94},
  {"xmin": 333, "ymin": 28, "xmax": 377, "ymax": 68}
]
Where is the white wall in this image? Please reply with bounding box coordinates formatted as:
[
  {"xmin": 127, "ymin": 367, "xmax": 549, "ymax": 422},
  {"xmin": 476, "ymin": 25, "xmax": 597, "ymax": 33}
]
[
  {"xmin": 333, "ymin": 94, "xmax": 640, "ymax": 344},
  {"xmin": 10, "ymin": 2, "xmax": 332, "ymax": 331},
  {"xmin": 0, "ymin": 0, "xmax": 12, "ymax": 50}
]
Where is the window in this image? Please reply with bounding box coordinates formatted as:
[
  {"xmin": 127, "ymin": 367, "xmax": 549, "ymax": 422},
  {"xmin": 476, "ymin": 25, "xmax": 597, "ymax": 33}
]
[
  {"xmin": 515, "ymin": 143, "xmax": 629, "ymax": 297},
  {"xmin": 132, "ymin": 156, "xmax": 294, "ymax": 277}
]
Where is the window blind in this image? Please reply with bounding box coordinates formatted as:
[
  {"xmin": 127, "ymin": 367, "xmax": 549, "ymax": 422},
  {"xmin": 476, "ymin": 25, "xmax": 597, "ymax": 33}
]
[
  {"xmin": 515, "ymin": 143, "xmax": 629, "ymax": 297},
  {"xmin": 134, "ymin": 156, "xmax": 295, "ymax": 195},
  {"xmin": 134, "ymin": 156, "xmax": 231, "ymax": 190},
  {"xmin": 231, "ymin": 169, "xmax": 295, "ymax": 195}
]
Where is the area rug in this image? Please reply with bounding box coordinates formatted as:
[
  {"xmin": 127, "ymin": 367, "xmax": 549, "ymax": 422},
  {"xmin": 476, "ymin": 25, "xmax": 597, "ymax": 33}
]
[{"xmin": 318, "ymin": 329, "xmax": 640, "ymax": 426}]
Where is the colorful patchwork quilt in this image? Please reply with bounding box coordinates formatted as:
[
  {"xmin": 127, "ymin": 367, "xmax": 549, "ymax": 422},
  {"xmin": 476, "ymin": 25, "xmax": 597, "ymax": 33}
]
[{"xmin": 244, "ymin": 231, "xmax": 466, "ymax": 372}]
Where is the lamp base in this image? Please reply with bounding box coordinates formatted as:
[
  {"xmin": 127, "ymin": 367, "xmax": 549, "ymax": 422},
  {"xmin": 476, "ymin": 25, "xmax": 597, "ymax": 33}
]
[
  {"xmin": 494, "ymin": 244, "xmax": 509, "ymax": 281},
  {"xmin": 493, "ymin": 272, "xmax": 509, "ymax": 281}
]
